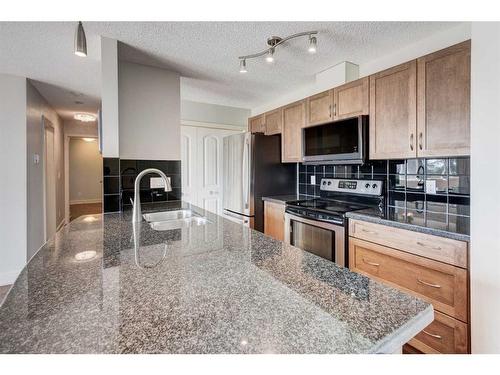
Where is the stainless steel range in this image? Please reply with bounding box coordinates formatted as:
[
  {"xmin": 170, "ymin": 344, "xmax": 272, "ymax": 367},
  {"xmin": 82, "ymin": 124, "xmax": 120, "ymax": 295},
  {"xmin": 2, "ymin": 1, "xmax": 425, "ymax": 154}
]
[{"xmin": 284, "ymin": 178, "xmax": 383, "ymax": 267}]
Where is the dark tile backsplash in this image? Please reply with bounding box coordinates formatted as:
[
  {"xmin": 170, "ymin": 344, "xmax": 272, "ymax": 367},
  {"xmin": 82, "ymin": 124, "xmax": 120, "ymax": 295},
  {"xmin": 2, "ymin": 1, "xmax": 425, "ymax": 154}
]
[
  {"xmin": 119, "ymin": 159, "xmax": 182, "ymax": 208},
  {"xmin": 103, "ymin": 158, "xmax": 121, "ymax": 213},
  {"xmin": 298, "ymin": 157, "xmax": 470, "ymax": 218},
  {"xmin": 102, "ymin": 158, "xmax": 182, "ymax": 213}
]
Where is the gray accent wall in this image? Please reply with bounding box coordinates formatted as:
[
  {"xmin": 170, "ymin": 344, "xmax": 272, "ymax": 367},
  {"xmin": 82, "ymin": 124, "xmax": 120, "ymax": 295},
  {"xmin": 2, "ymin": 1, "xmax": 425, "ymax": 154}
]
[{"xmin": 118, "ymin": 61, "xmax": 181, "ymax": 160}]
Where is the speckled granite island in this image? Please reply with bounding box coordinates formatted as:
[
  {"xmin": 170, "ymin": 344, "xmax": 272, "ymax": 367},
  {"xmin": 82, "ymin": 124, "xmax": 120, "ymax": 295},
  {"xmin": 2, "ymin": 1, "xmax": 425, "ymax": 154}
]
[{"xmin": 0, "ymin": 202, "xmax": 433, "ymax": 354}]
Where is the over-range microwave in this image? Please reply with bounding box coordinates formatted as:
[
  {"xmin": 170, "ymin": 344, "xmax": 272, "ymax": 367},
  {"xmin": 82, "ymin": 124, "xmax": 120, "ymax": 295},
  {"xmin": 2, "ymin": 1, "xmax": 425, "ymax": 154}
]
[{"xmin": 302, "ymin": 115, "xmax": 368, "ymax": 165}]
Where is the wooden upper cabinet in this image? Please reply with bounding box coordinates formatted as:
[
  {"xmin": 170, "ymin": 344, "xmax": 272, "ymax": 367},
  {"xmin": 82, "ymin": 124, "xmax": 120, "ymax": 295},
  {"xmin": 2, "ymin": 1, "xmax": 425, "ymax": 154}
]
[
  {"xmin": 305, "ymin": 90, "xmax": 333, "ymax": 127},
  {"xmin": 249, "ymin": 114, "xmax": 265, "ymax": 133},
  {"xmin": 282, "ymin": 100, "xmax": 305, "ymax": 163},
  {"xmin": 417, "ymin": 40, "xmax": 471, "ymax": 157},
  {"xmin": 333, "ymin": 77, "xmax": 369, "ymax": 120},
  {"xmin": 264, "ymin": 108, "xmax": 283, "ymax": 135},
  {"xmin": 369, "ymin": 60, "xmax": 417, "ymax": 159}
]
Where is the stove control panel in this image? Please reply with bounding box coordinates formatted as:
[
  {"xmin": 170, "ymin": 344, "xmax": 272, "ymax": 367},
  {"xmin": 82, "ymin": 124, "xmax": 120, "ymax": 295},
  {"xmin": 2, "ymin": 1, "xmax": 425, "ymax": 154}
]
[{"xmin": 320, "ymin": 178, "xmax": 383, "ymax": 196}]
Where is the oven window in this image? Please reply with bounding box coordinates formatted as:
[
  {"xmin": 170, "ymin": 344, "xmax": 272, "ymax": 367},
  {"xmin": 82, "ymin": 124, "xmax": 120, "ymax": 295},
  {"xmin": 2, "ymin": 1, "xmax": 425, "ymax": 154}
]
[
  {"xmin": 290, "ymin": 220, "xmax": 335, "ymax": 261},
  {"xmin": 304, "ymin": 117, "xmax": 359, "ymax": 156}
]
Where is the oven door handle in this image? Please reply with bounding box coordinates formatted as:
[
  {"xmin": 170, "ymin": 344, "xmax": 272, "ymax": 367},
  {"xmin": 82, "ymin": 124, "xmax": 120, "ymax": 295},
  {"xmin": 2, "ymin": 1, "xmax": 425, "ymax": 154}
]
[{"xmin": 285, "ymin": 210, "xmax": 343, "ymax": 226}]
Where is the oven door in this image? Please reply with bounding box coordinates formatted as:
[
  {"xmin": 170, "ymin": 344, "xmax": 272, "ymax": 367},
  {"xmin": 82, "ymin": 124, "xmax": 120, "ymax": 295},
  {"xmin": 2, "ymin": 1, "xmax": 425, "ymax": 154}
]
[{"xmin": 284, "ymin": 213, "xmax": 346, "ymax": 267}]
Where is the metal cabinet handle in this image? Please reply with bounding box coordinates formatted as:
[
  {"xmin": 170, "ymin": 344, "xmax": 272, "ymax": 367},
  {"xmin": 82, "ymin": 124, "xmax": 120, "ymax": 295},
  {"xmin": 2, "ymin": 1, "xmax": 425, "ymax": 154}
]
[
  {"xmin": 410, "ymin": 133, "xmax": 414, "ymax": 151},
  {"xmin": 333, "ymin": 103, "xmax": 337, "ymax": 116},
  {"xmin": 362, "ymin": 258, "xmax": 380, "ymax": 267},
  {"xmin": 361, "ymin": 228, "xmax": 377, "ymax": 235},
  {"xmin": 417, "ymin": 278, "xmax": 441, "ymax": 289},
  {"xmin": 329, "ymin": 104, "xmax": 332, "ymax": 118},
  {"xmin": 422, "ymin": 330, "xmax": 442, "ymax": 340},
  {"xmin": 416, "ymin": 241, "xmax": 442, "ymax": 251},
  {"xmin": 419, "ymin": 132, "xmax": 423, "ymax": 150}
]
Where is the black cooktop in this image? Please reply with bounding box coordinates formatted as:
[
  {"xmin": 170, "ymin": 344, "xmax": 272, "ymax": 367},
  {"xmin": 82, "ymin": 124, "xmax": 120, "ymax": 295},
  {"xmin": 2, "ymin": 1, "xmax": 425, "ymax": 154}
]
[{"xmin": 286, "ymin": 198, "xmax": 372, "ymax": 216}]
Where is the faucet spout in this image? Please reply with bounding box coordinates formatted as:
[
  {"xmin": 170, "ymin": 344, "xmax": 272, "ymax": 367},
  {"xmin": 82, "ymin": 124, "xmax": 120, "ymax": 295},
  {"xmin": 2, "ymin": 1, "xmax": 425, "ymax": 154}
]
[{"xmin": 132, "ymin": 168, "xmax": 172, "ymax": 223}]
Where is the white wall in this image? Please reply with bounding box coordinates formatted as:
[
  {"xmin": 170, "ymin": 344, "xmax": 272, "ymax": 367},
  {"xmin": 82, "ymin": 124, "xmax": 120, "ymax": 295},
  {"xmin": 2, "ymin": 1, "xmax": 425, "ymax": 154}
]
[
  {"xmin": 69, "ymin": 138, "xmax": 102, "ymax": 204},
  {"xmin": 470, "ymin": 22, "xmax": 500, "ymax": 353},
  {"xmin": 118, "ymin": 61, "xmax": 180, "ymax": 160},
  {"xmin": 251, "ymin": 23, "xmax": 471, "ymax": 115},
  {"xmin": 26, "ymin": 80, "xmax": 65, "ymax": 260},
  {"xmin": 101, "ymin": 37, "xmax": 120, "ymax": 158},
  {"xmin": 181, "ymin": 100, "xmax": 250, "ymax": 127},
  {"xmin": 0, "ymin": 74, "xmax": 26, "ymax": 285}
]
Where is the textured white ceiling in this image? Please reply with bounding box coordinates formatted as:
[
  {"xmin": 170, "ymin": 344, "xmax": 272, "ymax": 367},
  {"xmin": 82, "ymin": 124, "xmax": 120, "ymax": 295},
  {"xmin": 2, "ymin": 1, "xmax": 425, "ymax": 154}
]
[{"xmin": 0, "ymin": 21, "xmax": 463, "ymax": 119}]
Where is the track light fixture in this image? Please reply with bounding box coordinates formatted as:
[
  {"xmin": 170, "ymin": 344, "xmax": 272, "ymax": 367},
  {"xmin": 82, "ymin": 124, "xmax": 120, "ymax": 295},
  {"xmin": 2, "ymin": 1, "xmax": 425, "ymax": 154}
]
[
  {"xmin": 74, "ymin": 21, "xmax": 87, "ymax": 57},
  {"xmin": 238, "ymin": 31, "xmax": 318, "ymax": 73}
]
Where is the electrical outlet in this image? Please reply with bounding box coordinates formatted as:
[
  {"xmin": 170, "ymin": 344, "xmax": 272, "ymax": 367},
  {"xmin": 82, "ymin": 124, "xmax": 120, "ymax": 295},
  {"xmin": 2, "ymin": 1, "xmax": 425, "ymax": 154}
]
[
  {"xmin": 310, "ymin": 175, "xmax": 316, "ymax": 185},
  {"xmin": 150, "ymin": 177, "xmax": 170, "ymax": 189}
]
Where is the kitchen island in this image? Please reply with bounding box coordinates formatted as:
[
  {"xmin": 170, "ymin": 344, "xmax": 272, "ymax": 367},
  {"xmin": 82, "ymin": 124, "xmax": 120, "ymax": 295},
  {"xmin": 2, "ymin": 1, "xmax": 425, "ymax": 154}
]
[{"xmin": 0, "ymin": 202, "xmax": 433, "ymax": 354}]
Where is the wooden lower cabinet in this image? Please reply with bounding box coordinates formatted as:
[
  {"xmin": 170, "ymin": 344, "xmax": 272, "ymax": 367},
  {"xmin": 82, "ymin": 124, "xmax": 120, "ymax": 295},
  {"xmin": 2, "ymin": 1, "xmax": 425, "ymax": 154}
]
[
  {"xmin": 409, "ymin": 311, "xmax": 468, "ymax": 354},
  {"xmin": 264, "ymin": 201, "xmax": 285, "ymax": 241},
  {"xmin": 349, "ymin": 223, "xmax": 470, "ymax": 354}
]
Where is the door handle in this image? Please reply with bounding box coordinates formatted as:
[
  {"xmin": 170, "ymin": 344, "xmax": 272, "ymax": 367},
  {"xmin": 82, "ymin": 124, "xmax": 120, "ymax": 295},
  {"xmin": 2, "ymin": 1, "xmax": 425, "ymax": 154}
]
[
  {"xmin": 328, "ymin": 104, "xmax": 332, "ymax": 118},
  {"xmin": 410, "ymin": 133, "xmax": 414, "ymax": 151},
  {"xmin": 419, "ymin": 132, "xmax": 423, "ymax": 150}
]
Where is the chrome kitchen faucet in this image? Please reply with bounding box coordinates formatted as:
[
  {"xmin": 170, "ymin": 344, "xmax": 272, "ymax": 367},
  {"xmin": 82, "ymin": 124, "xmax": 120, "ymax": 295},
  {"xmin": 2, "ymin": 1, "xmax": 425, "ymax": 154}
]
[{"xmin": 132, "ymin": 168, "xmax": 172, "ymax": 223}]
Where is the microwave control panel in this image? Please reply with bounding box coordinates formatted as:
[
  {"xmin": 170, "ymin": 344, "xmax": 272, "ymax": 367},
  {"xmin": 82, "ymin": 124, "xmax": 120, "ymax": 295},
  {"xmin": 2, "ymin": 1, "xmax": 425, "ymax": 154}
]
[{"xmin": 320, "ymin": 178, "xmax": 383, "ymax": 196}]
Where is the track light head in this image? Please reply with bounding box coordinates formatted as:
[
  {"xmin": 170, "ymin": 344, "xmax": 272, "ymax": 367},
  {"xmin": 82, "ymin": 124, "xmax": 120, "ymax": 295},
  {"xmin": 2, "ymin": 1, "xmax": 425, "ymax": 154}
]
[
  {"xmin": 239, "ymin": 59, "xmax": 247, "ymax": 73},
  {"xmin": 308, "ymin": 35, "xmax": 317, "ymax": 54},
  {"xmin": 265, "ymin": 48, "xmax": 274, "ymax": 63}
]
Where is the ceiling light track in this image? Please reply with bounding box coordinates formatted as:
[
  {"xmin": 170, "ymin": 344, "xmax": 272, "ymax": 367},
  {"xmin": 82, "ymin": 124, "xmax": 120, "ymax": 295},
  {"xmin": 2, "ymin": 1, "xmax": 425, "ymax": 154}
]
[{"xmin": 238, "ymin": 31, "xmax": 318, "ymax": 72}]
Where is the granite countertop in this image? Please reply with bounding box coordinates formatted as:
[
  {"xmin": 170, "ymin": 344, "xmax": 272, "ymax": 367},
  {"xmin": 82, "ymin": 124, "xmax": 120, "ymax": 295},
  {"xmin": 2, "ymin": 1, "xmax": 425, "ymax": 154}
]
[
  {"xmin": 346, "ymin": 206, "xmax": 470, "ymax": 242},
  {"xmin": 261, "ymin": 195, "xmax": 308, "ymax": 204},
  {"xmin": 0, "ymin": 201, "xmax": 433, "ymax": 354}
]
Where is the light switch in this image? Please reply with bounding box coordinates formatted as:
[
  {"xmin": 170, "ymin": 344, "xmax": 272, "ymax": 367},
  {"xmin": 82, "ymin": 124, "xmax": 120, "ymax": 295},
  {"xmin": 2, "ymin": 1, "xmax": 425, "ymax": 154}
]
[{"xmin": 310, "ymin": 175, "xmax": 316, "ymax": 185}]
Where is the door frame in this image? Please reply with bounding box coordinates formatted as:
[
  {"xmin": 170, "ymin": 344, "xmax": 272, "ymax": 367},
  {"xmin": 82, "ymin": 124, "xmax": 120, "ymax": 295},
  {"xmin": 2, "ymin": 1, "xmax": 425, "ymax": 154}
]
[
  {"xmin": 64, "ymin": 131, "xmax": 101, "ymax": 224},
  {"xmin": 42, "ymin": 116, "xmax": 56, "ymax": 242}
]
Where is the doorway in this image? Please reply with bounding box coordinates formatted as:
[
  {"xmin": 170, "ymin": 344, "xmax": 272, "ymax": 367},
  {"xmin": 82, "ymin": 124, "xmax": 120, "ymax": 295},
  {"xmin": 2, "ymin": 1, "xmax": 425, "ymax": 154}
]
[
  {"xmin": 43, "ymin": 119, "xmax": 56, "ymax": 241},
  {"xmin": 68, "ymin": 137, "xmax": 103, "ymax": 221},
  {"xmin": 181, "ymin": 125, "xmax": 244, "ymax": 214}
]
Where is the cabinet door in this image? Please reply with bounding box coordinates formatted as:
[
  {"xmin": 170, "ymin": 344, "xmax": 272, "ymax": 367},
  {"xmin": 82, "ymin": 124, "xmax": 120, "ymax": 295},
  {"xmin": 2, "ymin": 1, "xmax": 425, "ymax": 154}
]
[
  {"xmin": 333, "ymin": 77, "xmax": 369, "ymax": 120},
  {"xmin": 264, "ymin": 201, "xmax": 285, "ymax": 241},
  {"xmin": 282, "ymin": 100, "xmax": 305, "ymax": 163},
  {"xmin": 264, "ymin": 108, "xmax": 283, "ymax": 135},
  {"xmin": 417, "ymin": 40, "xmax": 470, "ymax": 157},
  {"xmin": 249, "ymin": 115, "xmax": 265, "ymax": 133},
  {"xmin": 305, "ymin": 90, "xmax": 333, "ymax": 127},
  {"xmin": 369, "ymin": 61, "xmax": 417, "ymax": 159}
]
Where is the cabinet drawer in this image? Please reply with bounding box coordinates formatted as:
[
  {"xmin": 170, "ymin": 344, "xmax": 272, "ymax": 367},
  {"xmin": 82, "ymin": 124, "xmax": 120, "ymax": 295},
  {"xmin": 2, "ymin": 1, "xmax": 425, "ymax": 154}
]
[
  {"xmin": 349, "ymin": 238, "xmax": 468, "ymax": 322},
  {"xmin": 408, "ymin": 311, "xmax": 468, "ymax": 354},
  {"xmin": 349, "ymin": 219, "xmax": 467, "ymax": 268}
]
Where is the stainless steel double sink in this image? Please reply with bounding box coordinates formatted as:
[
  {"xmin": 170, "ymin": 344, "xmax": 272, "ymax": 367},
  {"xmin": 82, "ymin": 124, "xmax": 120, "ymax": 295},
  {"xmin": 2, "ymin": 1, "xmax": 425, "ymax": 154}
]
[{"xmin": 143, "ymin": 209, "xmax": 208, "ymax": 231}]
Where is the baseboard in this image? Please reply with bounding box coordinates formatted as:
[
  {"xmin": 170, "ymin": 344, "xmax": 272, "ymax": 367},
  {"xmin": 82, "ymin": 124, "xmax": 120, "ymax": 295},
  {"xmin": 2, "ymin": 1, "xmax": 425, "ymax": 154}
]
[
  {"xmin": 0, "ymin": 270, "xmax": 20, "ymax": 286},
  {"xmin": 70, "ymin": 199, "xmax": 102, "ymax": 205}
]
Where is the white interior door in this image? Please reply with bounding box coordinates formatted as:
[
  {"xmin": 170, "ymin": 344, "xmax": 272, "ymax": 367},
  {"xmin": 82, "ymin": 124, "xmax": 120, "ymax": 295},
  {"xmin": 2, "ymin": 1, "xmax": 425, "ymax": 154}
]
[
  {"xmin": 180, "ymin": 126, "xmax": 197, "ymax": 205},
  {"xmin": 181, "ymin": 126, "xmax": 243, "ymax": 215},
  {"xmin": 44, "ymin": 123, "xmax": 56, "ymax": 241}
]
